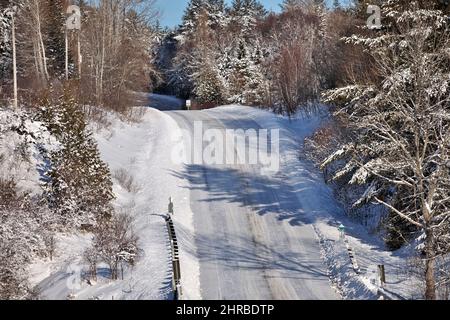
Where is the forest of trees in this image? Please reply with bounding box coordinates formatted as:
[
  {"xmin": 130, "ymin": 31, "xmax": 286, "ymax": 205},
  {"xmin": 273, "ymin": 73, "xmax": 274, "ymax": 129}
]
[
  {"xmin": 0, "ymin": 0, "xmax": 159, "ymax": 111},
  {"xmin": 155, "ymin": 0, "xmax": 368, "ymax": 115},
  {"xmin": 322, "ymin": 0, "xmax": 450, "ymax": 300},
  {"xmin": 0, "ymin": 0, "xmax": 149, "ymax": 299}
]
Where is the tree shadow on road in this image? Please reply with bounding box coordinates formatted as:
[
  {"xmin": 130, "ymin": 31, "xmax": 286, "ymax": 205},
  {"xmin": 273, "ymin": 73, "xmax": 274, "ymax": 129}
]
[
  {"xmin": 170, "ymin": 164, "xmax": 326, "ymax": 227},
  {"xmin": 193, "ymin": 232, "xmax": 329, "ymax": 280}
]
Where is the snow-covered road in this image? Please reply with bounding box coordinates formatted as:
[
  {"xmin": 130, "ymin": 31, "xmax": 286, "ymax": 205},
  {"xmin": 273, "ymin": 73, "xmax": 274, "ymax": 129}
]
[
  {"xmin": 28, "ymin": 94, "xmax": 416, "ymax": 300},
  {"xmin": 167, "ymin": 108, "xmax": 339, "ymax": 300}
]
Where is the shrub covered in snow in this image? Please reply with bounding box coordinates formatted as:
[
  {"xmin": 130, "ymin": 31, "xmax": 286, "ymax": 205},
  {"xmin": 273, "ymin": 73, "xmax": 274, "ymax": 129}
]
[
  {"xmin": 0, "ymin": 89, "xmax": 120, "ymax": 298},
  {"xmin": 0, "ymin": 116, "xmax": 55, "ymax": 299},
  {"xmin": 87, "ymin": 213, "xmax": 139, "ymax": 281},
  {"xmin": 303, "ymin": 119, "xmax": 389, "ymax": 235},
  {"xmin": 38, "ymin": 92, "xmax": 115, "ymax": 228}
]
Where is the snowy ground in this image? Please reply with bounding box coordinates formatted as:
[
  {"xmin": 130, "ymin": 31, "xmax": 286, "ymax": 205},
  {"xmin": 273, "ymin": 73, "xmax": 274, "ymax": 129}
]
[
  {"xmin": 30, "ymin": 106, "xmax": 200, "ymax": 300},
  {"xmin": 27, "ymin": 98, "xmax": 423, "ymax": 300}
]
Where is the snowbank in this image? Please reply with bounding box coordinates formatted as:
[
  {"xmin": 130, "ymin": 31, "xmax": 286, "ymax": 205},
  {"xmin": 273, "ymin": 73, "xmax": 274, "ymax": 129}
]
[{"xmin": 30, "ymin": 107, "xmax": 200, "ymax": 300}]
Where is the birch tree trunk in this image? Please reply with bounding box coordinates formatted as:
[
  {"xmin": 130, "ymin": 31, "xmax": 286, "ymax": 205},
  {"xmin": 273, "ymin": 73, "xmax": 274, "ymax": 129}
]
[
  {"xmin": 11, "ymin": 12, "xmax": 18, "ymax": 109},
  {"xmin": 33, "ymin": 0, "xmax": 49, "ymax": 84}
]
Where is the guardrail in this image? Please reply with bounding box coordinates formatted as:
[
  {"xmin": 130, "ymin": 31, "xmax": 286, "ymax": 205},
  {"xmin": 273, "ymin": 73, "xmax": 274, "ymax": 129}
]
[{"xmin": 165, "ymin": 214, "xmax": 182, "ymax": 300}]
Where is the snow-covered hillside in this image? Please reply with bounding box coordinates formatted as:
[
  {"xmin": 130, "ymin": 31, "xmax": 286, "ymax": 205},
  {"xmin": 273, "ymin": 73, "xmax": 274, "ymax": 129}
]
[{"xmin": 29, "ymin": 107, "xmax": 200, "ymax": 300}]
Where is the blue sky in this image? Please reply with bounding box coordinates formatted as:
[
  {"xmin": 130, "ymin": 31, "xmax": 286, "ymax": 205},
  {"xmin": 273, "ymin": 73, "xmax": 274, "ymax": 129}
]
[{"xmin": 155, "ymin": 0, "xmax": 328, "ymax": 28}]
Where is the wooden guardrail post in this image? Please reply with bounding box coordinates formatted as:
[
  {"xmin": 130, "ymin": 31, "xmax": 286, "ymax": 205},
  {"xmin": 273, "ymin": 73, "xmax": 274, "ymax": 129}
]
[
  {"xmin": 378, "ymin": 264, "xmax": 386, "ymax": 287},
  {"xmin": 168, "ymin": 197, "xmax": 174, "ymax": 215}
]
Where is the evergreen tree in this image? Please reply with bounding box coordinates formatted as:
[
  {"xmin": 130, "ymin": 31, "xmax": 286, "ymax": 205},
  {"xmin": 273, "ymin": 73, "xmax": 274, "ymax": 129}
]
[
  {"xmin": 192, "ymin": 63, "xmax": 224, "ymax": 104},
  {"xmin": 44, "ymin": 0, "xmax": 66, "ymax": 77},
  {"xmin": 0, "ymin": 4, "xmax": 13, "ymax": 82},
  {"xmin": 206, "ymin": 0, "xmax": 226, "ymax": 30},
  {"xmin": 280, "ymin": 0, "xmax": 304, "ymax": 11},
  {"xmin": 39, "ymin": 91, "xmax": 114, "ymax": 228},
  {"xmin": 174, "ymin": 0, "xmax": 228, "ymax": 99},
  {"xmin": 181, "ymin": 0, "xmax": 226, "ymax": 36},
  {"xmin": 229, "ymin": 0, "xmax": 267, "ymax": 36},
  {"xmin": 181, "ymin": 0, "xmax": 206, "ymax": 35},
  {"xmin": 227, "ymin": 39, "xmax": 267, "ymax": 105}
]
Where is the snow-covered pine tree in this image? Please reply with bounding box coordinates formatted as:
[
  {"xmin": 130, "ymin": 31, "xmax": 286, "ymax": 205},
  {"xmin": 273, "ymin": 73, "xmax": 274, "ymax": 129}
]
[
  {"xmin": 39, "ymin": 91, "xmax": 114, "ymax": 228},
  {"xmin": 44, "ymin": 0, "xmax": 66, "ymax": 78},
  {"xmin": 180, "ymin": 0, "xmax": 205, "ymax": 36},
  {"xmin": 227, "ymin": 39, "xmax": 267, "ymax": 105},
  {"xmin": 174, "ymin": 0, "xmax": 228, "ymax": 100},
  {"xmin": 207, "ymin": 0, "xmax": 226, "ymax": 30},
  {"xmin": 323, "ymin": 1, "xmax": 450, "ymax": 300},
  {"xmin": 192, "ymin": 62, "xmax": 224, "ymax": 105},
  {"xmin": 228, "ymin": 0, "xmax": 267, "ymax": 37},
  {"xmin": 0, "ymin": 2, "xmax": 14, "ymax": 86},
  {"xmin": 167, "ymin": 52, "xmax": 193, "ymax": 99},
  {"xmin": 280, "ymin": 0, "xmax": 305, "ymax": 11},
  {"xmin": 180, "ymin": 0, "xmax": 226, "ymax": 37}
]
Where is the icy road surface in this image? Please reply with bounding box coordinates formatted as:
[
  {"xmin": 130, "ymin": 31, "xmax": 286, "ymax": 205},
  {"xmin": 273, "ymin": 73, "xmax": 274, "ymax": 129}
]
[{"xmin": 167, "ymin": 108, "xmax": 339, "ymax": 300}]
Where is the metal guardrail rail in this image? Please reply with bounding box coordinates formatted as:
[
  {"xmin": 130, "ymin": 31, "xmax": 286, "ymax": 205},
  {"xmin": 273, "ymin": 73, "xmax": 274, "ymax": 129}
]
[{"xmin": 165, "ymin": 214, "xmax": 182, "ymax": 300}]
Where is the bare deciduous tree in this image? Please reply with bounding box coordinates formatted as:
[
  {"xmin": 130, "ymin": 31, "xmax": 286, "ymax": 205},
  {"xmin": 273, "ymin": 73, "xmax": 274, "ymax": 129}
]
[{"xmin": 90, "ymin": 213, "xmax": 138, "ymax": 280}]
